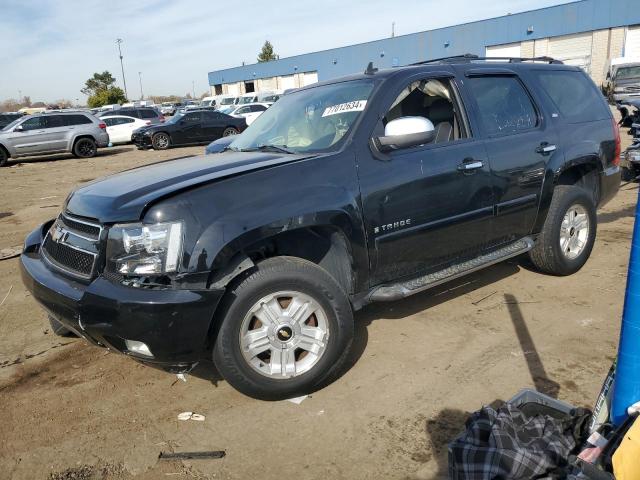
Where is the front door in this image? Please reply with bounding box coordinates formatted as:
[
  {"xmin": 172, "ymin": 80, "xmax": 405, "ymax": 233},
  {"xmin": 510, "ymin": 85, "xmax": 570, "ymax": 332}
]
[
  {"xmin": 358, "ymin": 75, "xmax": 495, "ymax": 285},
  {"xmin": 6, "ymin": 116, "xmax": 48, "ymax": 155},
  {"xmin": 174, "ymin": 112, "xmax": 203, "ymax": 145}
]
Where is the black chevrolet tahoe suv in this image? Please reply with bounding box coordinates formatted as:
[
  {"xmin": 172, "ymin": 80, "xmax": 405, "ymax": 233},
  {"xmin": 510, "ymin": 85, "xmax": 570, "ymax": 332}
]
[{"xmin": 21, "ymin": 56, "xmax": 621, "ymax": 400}]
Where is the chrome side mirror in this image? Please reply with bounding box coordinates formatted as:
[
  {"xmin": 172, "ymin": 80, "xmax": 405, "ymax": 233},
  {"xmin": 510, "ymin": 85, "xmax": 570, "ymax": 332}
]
[{"xmin": 375, "ymin": 116, "xmax": 435, "ymax": 152}]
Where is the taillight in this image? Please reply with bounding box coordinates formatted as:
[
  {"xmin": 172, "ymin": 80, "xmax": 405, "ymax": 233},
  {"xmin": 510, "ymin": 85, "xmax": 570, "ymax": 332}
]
[
  {"xmin": 98, "ymin": 122, "xmax": 106, "ymax": 130},
  {"xmin": 613, "ymin": 118, "xmax": 621, "ymax": 166},
  {"xmin": 145, "ymin": 121, "xmax": 151, "ymax": 125}
]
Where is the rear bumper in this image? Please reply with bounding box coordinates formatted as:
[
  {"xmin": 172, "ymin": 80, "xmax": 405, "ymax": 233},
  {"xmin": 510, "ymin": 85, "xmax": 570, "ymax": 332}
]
[
  {"xmin": 20, "ymin": 224, "xmax": 225, "ymax": 372},
  {"xmin": 599, "ymin": 165, "xmax": 621, "ymax": 208},
  {"xmin": 96, "ymin": 132, "xmax": 110, "ymax": 148}
]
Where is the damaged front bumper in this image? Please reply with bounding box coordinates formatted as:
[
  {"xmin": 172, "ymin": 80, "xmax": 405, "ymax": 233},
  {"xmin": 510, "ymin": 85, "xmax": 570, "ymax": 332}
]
[{"xmin": 20, "ymin": 223, "xmax": 225, "ymax": 373}]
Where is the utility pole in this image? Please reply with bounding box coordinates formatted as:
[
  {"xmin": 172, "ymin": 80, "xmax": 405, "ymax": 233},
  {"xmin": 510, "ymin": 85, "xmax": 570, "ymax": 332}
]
[
  {"xmin": 138, "ymin": 72, "xmax": 144, "ymax": 100},
  {"xmin": 391, "ymin": 22, "xmax": 395, "ymax": 38},
  {"xmin": 18, "ymin": 89, "xmax": 22, "ymax": 101},
  {"xmin": 192, "ymin": 80, "xmax": 195, "ymax": 99},
  {"xmin": 115, "ymin": 38, "xmax": 128, "ymax": 99}
]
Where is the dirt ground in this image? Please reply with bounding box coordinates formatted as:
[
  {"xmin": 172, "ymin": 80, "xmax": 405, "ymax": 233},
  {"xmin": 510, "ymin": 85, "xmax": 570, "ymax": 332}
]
[{"xmin": 0, "ymin": 131, "xmax": 636, "ymax": 480}]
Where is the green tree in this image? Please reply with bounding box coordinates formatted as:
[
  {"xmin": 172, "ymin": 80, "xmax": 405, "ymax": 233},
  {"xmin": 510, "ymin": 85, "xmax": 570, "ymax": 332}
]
[
  {"xmin": 82, "ymin": 71, "xmax": 127, "ymax": 107},
  {"xmin": 257, "ymin": 41, "xmax": 277, "ymax": 63},
  {"xmin": 86, "ymin": 87, "xmax": 127, "ymax": 108}
]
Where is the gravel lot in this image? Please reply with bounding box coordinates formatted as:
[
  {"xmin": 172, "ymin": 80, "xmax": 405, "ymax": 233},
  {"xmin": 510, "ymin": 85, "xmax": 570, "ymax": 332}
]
[{"xmin": 0, "ymin": 134, "xmax": 635, "ymax": 479}]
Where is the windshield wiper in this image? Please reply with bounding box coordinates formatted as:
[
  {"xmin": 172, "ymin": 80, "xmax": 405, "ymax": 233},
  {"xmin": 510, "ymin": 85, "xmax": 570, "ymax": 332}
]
[{"xmin": 236, "ymin": 144, "xmax": 296, "ymax": 154}]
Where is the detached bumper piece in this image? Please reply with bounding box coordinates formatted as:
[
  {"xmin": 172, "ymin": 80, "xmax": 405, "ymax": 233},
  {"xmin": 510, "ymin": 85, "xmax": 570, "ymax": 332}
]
[{"xmin": 20, "ymin": 224, "xmax": 225, "ymax": 372}]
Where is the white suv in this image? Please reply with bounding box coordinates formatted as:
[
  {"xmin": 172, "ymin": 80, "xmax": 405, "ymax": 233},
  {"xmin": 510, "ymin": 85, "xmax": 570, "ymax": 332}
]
[{"xmin": 0, "ymin": 112, "xmax": 110, "ymax": 166}]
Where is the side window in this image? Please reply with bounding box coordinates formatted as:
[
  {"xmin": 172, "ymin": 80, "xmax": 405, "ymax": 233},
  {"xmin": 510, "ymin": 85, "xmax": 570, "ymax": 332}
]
[
  {"xmin": 20, "ymin": 117, "xmax": 45, "ymax": 131},
  {"xmin": 63, "ymin": 114, "xmax": 92, "ymax": 126},
  {"xmin": 139, "ymin": 109, "xmax": 157, "ymax": 119},
  {"xmin": 251, "ymin": 105, "xmax": 266, "ymax": 112},
  {"xmin": 383, "ymin": 77, "xmax": 468, "ymax": 144},
  {"xmin": 236, "ymin": 107, "xmax": 250, "ymax": 115},
  {"xmin": 121, "ymin": 117, "xmax": 135, "ymax": 124},
  {"xmin": 533, "ymin": 70, "xmax": 610, "ymax": 123},
  {"xmin": 44, "ymin": 116, "xmax": 64, "ymax": 128},
  {"xmin": 183, "ymin": 113, "xmax": 201, "ymax": 123},
  {"xmin": 466, "ymin": 76, "xmax": 538, "ymax": 136},
  {"xmin": 103, "ymin": 118, "xmax": 117, "ymax": 127},
  {"xmin": 202, "ymin": 112, "xmax": 219, "ymax": 122}
]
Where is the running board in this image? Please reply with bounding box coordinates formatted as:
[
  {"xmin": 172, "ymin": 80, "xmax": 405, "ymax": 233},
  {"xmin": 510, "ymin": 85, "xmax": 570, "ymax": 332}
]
[{"xmin": 368, "ymin": 237, "xmax": 534, "ymax": 302}]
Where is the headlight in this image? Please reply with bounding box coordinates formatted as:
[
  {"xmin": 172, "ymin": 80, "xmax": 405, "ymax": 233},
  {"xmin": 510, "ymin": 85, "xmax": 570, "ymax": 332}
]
[{"xmin": 107, "ymin": 221, "xmax": 183, "ymax": 276}]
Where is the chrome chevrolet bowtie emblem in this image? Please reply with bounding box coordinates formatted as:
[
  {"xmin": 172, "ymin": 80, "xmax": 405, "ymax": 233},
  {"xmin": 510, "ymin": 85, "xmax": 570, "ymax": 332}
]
[{"xmin": 50, "ymin": 224, "xmax": 66, "ymax": 243}]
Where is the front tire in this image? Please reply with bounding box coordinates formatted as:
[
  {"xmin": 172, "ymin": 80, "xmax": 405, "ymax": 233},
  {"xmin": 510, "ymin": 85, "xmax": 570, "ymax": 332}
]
[
  {"xmin": 529, "ymin": 185, "xmax": 597, "ymax": 276},
  {"xmin": 213, "ymin": 256, "xmax": 354, "ymax": 400},
  {"xmin": 0, "ymin": 147, "xmax": 8, "ymax": 167},
  {"xmin": 222, "ymin": 127, "xmax": 239, "ymax": 137},
  {"xmin": 73, "ymin": 138, "xmax": 97, "ymax": 158},
  {"xmin": 152, "ymin": 133, "xmax": 170, "ymax": 150}
]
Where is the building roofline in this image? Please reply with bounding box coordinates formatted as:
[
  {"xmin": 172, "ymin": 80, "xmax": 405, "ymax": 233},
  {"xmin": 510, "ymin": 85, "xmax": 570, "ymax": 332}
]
[{"xmin": 208, "ymin": 0, "xmax": 583, "ymax": 76}]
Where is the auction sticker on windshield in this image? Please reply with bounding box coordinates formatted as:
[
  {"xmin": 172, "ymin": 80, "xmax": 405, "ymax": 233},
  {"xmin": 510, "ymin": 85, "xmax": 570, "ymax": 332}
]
[{"xmin": 322, "ymin": 100, "xmax": 367, "ymax": 117}]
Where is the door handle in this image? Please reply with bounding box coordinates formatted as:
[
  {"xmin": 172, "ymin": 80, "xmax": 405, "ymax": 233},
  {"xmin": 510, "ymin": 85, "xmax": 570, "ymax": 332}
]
[
  {"xmin": 536, "ymin": 142, "xmax": 557, "ymax": 155},
  {"xmin": 457, "ymin": 159, "xmax": 484, "ymax": 172}
]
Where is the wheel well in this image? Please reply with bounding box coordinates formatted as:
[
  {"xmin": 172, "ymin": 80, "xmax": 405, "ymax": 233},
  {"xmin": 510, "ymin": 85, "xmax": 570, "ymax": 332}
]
[
  {"xmin": 237, "ymin": 227, "xmax": 355, "ymax": 295},
  {"xmin": 0, "ymin": 143, "xmax": 9, "ymax": 158},
  {"xmin": 556, "ymin": 163, "xmax": 599, "ymax": 203},
  {"xmin": 224, "ymin": 125, "xmax": 239, "ymax": 132},
  {"xmin": 73, "ymin": 135, "xmax": 96, "ymax": 146}
]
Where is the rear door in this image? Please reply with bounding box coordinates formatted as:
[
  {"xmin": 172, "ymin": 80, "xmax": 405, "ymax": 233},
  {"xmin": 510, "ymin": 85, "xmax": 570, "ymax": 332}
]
[
  {"xmin": 40, "ymin": 115, "xmax": 68, "ymax": 151},
  {"xmin": 459, "ymin": 69, "xmax": 554, "ymax": 243}
]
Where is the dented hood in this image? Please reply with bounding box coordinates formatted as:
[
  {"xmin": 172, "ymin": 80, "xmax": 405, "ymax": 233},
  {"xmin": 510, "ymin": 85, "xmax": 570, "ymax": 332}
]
[{"xmin": 66, "ymin": 151, "xmax": 308, "ymax": 223}]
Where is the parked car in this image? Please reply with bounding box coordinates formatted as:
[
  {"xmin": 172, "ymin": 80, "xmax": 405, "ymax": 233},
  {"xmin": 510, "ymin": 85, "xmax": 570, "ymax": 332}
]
[
  {"xmin": 131, "ymin": 109, "xmax": 246, "ymax": 150},
  {"xmin": 216, "ymin": 95, "xmax": 238, "ymax": 110},
  {"xmin": 235, "ymin": 93, "xmax": 259, "ymax": 105},
  {"xmin": 0, "ymin": 112, "xmax": 109, "ymax": 166},
  {"xmin": 20, "ymin": 56, "xmax": 620, "ymax": 400},
  {"xmin": 102, "ymin": 115, "xmax": 151, "ymax": 144},
  {"xmin": 98, "ymin": 107, "xmax": 164, "ymax": 124},
  {"xmin": 220, "ymin": 103, "xmax": 270, "ymax": 125},
  {"xmin": 160, "ymin": 102, "xmax": 182, "ymax": 116},
  {"xmin": 604, "ymin": 57, "xmax": 640, "ymax": 103},
  {"xmin": 0, "ymin": 112, "xmax": 24, "ymax": 129}
]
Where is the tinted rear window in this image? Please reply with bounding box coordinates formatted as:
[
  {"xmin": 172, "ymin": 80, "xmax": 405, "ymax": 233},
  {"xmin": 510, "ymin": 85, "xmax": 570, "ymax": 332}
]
[
  {"xmin": 533, "ymin": 70, "xmax": 610, "ymax": 123},
  {"xmin": 466, "ymin": 76, "xmax": 538, "ymax": 136},
  {"xmin": 139, "ymin": 109, "xmax": 157, "ymax": 119},
  {"xmin": 64, "ymin": 114, "xmax": 92, "ymax": 126}
]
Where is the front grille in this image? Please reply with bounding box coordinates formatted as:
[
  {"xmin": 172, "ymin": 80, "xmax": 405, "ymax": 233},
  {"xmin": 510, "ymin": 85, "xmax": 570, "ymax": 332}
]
[
  {"xmin": 59, "ymin": 214, "xmax": 101, "ymax": 239},
  {"xmin": 41, "ymin": 213, "xmax": 102, "ymax": 279},
  {"xmin": 42, "ymin": 235, "xmax": 95, "ymax": 277}
]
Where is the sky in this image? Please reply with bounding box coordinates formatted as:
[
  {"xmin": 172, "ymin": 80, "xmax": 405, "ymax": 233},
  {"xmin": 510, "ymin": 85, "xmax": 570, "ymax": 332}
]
[{"xmin": 0, "ymin": 0, "xmax": 574, "ymax": 103}]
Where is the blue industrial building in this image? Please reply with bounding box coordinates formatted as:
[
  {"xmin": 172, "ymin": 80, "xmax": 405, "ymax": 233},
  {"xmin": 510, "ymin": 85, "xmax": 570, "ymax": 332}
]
[{"xmin": 208, "ymin": 0, "xmax": 640, "ymax": 96}]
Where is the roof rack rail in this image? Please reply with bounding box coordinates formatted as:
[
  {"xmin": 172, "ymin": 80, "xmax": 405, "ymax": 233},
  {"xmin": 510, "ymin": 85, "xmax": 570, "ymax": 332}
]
[{"xmin": 411, "ymin": 53, "xmax": 564, "ymax": 66}]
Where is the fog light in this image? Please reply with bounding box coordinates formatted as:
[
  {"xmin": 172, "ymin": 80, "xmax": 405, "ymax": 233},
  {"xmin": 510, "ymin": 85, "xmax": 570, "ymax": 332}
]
[{"xmin": 125, "ymin": 339, "xmax": 153, "ymax": 357}]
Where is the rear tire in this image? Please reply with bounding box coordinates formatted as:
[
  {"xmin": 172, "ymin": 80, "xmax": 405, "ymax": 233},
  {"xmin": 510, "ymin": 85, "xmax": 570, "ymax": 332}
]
[
  {"xmin": 152, "ymin": 132, "xmax": 170, "ymax": 150},
  {"xmin": 213, "ymin": 256, "xmax": 354, "ymax": 400},
  {"xmin": 0, "ymin": 147, "xmax": 8, "ymax": 167},
  {"xmin": 73, "ymin": 138, "xmax": 97, "ymax": 158},
  {"xmin": 529, "ymin": 185, "xmax": 597, "ymax": 276},
  {"xmin": 48, "ymin": 315, "xmax": 76, "ymax": 337},
  {"xmin": 222, "ymin": 127, "xmax": 239, "ymax": 137}
]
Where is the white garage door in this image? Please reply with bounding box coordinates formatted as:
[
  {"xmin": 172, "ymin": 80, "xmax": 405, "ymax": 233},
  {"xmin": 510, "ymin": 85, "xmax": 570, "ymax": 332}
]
[
  {"xmin": 625, "ymin": 25, "xmax": 640, "ymax": 58},
  {"xmin": 548, "ymin": 32, "xmax": 593, "ymax": 72},
  {"xmin": 302, "ymin": 71, "xmax": 318, "ymax": 86},
  {"xmin": 279, "ymin": 75, "xmax": 296, "ymax": 90},
  {"xmin": 225, "ymin": 83, "xmax": 241, "ymax": 96},
  {"xmin": 486, "ymin": 43, "xmax": 522, "ymax": 59},
  {"xmin": 260, "ymin": 77, "xmax": 277, "ymax": 91}
]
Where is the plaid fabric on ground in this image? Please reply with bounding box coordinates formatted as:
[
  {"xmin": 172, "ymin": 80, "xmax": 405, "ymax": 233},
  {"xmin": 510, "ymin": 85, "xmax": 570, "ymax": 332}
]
[{"xmin": 448, "ymin": 403, "xmax": 591, "ymax": 479}]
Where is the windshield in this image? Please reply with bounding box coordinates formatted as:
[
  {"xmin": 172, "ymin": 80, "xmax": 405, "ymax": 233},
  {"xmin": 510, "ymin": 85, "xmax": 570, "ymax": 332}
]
[
  {"xmin": 201, "ymin": 100, "xmax": 213, "ymax": 107},
  {"xmin": 616, "ymin": 65, "xmax": 640, "ymax": 80},
  {"xmin": 162, "ymin": 102, "xmax": 172, "ymax": 106},
  {"xmin": 220, "ymin": 107, "xmax": 235, "ymax": 114},
  {"xmin": 230, "ymin": 79, "xmax": 374, "ymax": 154},
  {"xmin": 220, "ymin": 98, "xmax": 235, "ymax": 105},
  {"xmin": 238, "ymin": 96, "xmax": 255, "ymax": 104}
]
